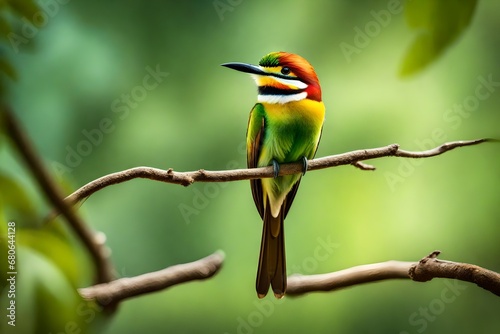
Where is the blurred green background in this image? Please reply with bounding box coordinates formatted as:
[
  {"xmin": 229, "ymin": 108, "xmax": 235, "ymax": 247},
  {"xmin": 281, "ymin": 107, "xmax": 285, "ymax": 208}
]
[{"xmin": 1, "ymin": 0, "xmax": 499, "ymax": 333}]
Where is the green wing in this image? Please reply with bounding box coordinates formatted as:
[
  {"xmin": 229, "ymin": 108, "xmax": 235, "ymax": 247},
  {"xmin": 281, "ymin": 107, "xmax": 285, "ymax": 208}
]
[{"xmin": 247, "ymin": 104, "xmax": 265, "ymax": 219}]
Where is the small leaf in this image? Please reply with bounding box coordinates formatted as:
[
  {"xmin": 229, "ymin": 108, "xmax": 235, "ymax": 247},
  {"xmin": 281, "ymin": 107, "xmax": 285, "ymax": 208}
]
[
  {"xmin": 399, "ymin": 0, "xmax": 477, "ymax": 77},
  {"xmin": 0, "ymin": 173, "xmax": 37, "ymax": 224}
]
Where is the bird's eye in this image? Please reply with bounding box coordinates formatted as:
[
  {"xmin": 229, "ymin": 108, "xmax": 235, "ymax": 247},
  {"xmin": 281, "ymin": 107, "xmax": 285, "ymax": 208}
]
[{"xmin": 281, "ymin": 67, "xmax": 291, "ymax": 75}]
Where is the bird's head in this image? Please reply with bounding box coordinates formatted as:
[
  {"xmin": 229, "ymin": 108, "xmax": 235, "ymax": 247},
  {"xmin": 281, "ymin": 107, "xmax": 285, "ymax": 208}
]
[{"xmin": 222, "ymin": 52, "xmax": 321, "ymax": 104}]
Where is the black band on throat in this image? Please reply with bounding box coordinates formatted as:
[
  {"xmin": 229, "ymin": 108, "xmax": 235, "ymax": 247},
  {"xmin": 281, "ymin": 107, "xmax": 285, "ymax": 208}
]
[{"xmin": 258, "ymin": 86, "xmax": 305, "ymax": 96}]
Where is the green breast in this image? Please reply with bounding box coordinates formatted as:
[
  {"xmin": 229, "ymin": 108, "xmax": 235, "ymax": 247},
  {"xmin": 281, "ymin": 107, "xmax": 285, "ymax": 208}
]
[{"xmin": 258, "ymin": 102, "xmax": 322, "ymax": 166}]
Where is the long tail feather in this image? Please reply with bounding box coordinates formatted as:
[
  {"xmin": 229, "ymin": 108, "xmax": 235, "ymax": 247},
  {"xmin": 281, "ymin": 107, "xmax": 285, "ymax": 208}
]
[{"xmin": 256, "ymin": 202, "xmax": 286, "ymax": 298}]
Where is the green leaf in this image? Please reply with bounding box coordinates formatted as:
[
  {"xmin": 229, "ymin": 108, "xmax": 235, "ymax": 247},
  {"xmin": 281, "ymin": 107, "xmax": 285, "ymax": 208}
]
[
  {"xmin": 0, "ymin": 246, "xmax": 90, "ymax": 334},
  {"xmin": 0, "ymin": 226, "xmax": 103, "ymax": 334},
  {"xmin": 20, "ymin": 227, "xmax": 87, "ymax": 286},
  {"xmin": 0, "ymin": 172, "xmax": 38, "ymax": 224},
  {"xmin": 399, "ymin": 0, "xmax": 477, "ymax": 77}
]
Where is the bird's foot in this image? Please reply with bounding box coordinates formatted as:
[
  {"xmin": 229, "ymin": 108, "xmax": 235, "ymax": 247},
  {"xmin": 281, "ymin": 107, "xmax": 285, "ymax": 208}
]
[
  {"xmin": 272, "ymin": 159, "xmax": 280, "ymax": 178},
  {"xmin": 301, "ymin": 157, "xmax": 308, "ymax": 176}
]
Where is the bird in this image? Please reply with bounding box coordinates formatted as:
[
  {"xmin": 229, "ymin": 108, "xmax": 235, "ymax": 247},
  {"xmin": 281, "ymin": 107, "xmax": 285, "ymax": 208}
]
[{"xmin": 222, "ymin": 52, "xmax": 325, "ymax": 298}]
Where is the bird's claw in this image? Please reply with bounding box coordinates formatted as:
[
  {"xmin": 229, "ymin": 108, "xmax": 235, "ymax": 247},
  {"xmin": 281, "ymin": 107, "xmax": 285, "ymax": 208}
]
[
  {"xmin": 272, "ymin": 159, "xmax": 280, "ymax": 178},
  {"xmin": 301, "ymin": 157, "xmax": 308, "ymax": 176},
  {"xmin": 271, "ymin": 158, "xmax": 307, "ymax": 178}
]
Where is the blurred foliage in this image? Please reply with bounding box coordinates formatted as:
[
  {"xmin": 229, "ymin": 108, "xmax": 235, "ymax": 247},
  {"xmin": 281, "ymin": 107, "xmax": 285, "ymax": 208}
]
[
  {"xmin": 0, "ymin": 204, "xmax": 97, "ymax": 333},
  {"xmin": 0, "ymin": 228, "xmax": 92, "ymax": 333},
  {"xmin": 400, "ymin": 0, "xmax": 477, "ymax": 77},
  {"xmin": 0, "ymin": 1, "xmax": 499, "ymax": 334},
  {"xmin": 0, "ymin": 172, "xmax": 37, "ymax": 222},
  {"xmin": 0, "ymin": 156, "xmax": 97, "ymax": 332},
  {"xmin": 0, "ymin": 1, "xmax": 98, "ymax": 330},
  {"xmin": 0, "ymin": 0, "xmax": 41, "ymax": 90}
]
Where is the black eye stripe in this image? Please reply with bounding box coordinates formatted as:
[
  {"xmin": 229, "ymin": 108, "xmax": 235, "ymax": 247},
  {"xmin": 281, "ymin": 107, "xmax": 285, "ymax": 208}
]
[{"xmin": 266, "ymin": 72, "xmax": 300, "ymax": 81}]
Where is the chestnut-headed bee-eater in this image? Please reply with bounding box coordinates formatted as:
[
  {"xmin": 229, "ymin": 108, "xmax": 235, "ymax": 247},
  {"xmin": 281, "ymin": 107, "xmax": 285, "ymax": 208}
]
[{"xmin": 222, "ymin": 52, "xmax": 325, "ymax": 298}]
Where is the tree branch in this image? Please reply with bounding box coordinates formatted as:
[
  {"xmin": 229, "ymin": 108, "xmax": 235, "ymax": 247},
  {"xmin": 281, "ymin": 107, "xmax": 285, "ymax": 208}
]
[
  {"xmin": 79, "ymin": 250, "xmax": 499, "ymax": 309},
  {"xmin": 78, "ymin": 251, "xmax": 225, "ymax": 309},
  {"xmin": 59, "ymin": 138, "xmax": 490, "ymax": 210},
  {"xmin": 3, "ymin": 110, "xmax": 497, "ymax": 304},
  {"xmin": 286, "ymin": 251, "xmax": 500, "ymax": 297},
  {"xmin": 1, "ymin": 107, "xmax": 114, "ymax": 284},
  {"xmin": 409, "ymin": 251, "xmax": 500, "ymax": 296}
]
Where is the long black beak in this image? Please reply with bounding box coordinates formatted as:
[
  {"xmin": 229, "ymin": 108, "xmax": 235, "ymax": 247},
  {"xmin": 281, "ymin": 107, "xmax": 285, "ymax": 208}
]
[{"xmin": 221, "ymin": 62, "xmax": 266, "ymax": 75}]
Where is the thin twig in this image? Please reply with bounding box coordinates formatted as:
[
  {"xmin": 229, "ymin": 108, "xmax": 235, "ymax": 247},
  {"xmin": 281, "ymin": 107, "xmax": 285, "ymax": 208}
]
[
  {"xmin": 58, "ymin": 138, "xmax": 490, "ymax": 210},
  {"xmin": 351, "ymin": 161, "xmax": 376, "ymax": 170},
  {"xmin": 287, "ymin": 251, "xmax": 500, "ymax": 297},
  {"xmin": 1, "ymin": 107, "xmax": 114, "ymax": 284},
  {"xmin": 395, "ymin": 139, "xmax": 494, "ymax": 158},
  {"xmin": 79, "ymin": 251, "xmax": 225, "ymax": 308}
]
